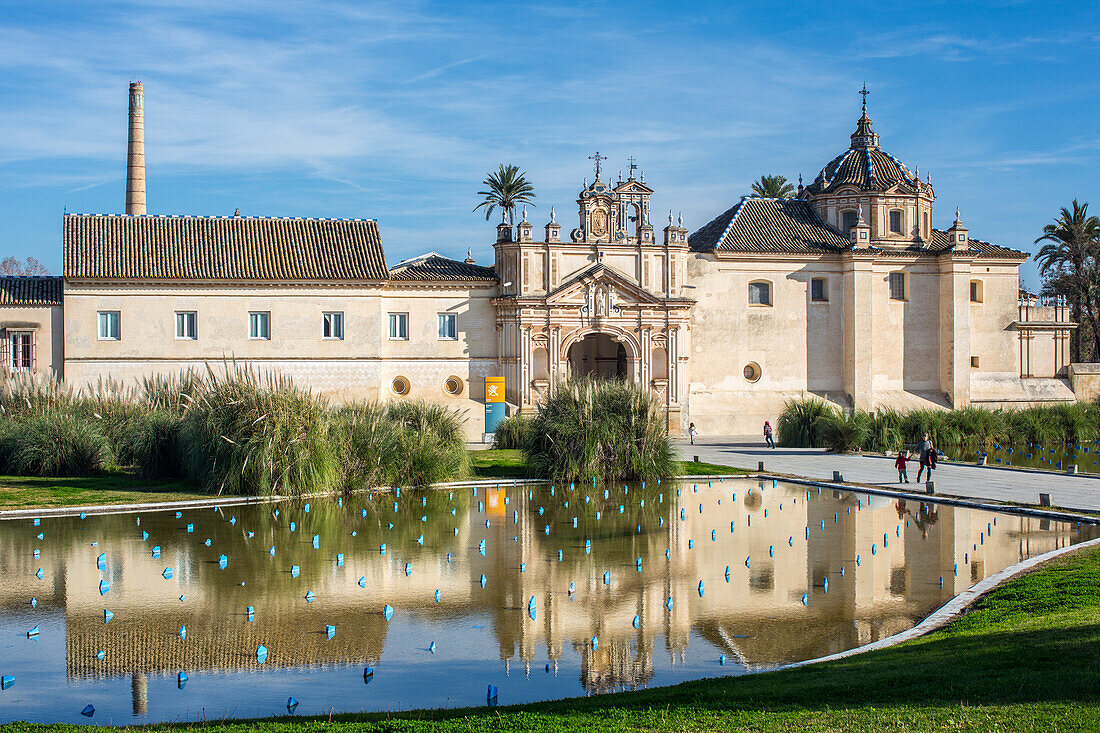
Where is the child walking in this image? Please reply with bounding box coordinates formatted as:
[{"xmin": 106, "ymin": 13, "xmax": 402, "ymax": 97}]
[
  {"xmin": 763, "ymin": 421, "xmax": 776, "ymax": 449},
  {"xmin": 688, "ymin": 422, "xmax": 698, "ymax": 445},
  {"xmin": 894, "ymin": 449, "xmax": 910, "ymax": 483}
]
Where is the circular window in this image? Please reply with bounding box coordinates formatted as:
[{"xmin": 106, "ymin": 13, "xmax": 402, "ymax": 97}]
[
  {"xmin": 391, "ymin": 376, "xmax": 411, "ymax": 396},
  {"xmin": 743, "ymin": 362, "xmax": 761, "ymax": 383},
  {"xmin": 443, "ymin": 376, "xmax": 463, "ymax": 396}
]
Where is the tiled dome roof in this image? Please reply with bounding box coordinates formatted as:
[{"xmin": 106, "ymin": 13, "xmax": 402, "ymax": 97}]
[{"xmin": 805, "ymin": 108, "xmax": 922, "ymax": 195}]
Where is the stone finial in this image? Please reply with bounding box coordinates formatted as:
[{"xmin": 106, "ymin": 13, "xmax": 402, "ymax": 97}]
[
  {"xmin": 550, "ymin": 206, "xmax": 556, "ymax": 223},
  {"xmin": 954, "ymin": 206, "xmax": 961, "ymax": 224},
  {"xmin": 522, "ymin": 205, "xmax": 528, "ymax": 222},
  {"xmin": 857, "ymin": 203, "xmax": 865, "ymax": 223},
  {"xmin": 640, "ymin": 171, "xmax": 645, "ymax": 183},
  {"xmin": 234, "ymin": 208, "xmax": 241, "ymax": 217},
  {"xmin": 668, "ymin": 210, "xmax": 673, "ymax": 225},
  {"xmin": 465, "ymin": 247, "xmax": 476, "ymax": 264},
  {"xmin": 677, "ymin": 211, "xmax": 683, "ymax": 227}
]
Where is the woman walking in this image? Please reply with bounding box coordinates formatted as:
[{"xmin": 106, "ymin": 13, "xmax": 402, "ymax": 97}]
[
  {"xmin": 688, "ymin": 422, "xmax": 698, "ymax": 445},
  {"xmin": 763, "ymin": 421, "xmax": 776, "ymax": 449}
]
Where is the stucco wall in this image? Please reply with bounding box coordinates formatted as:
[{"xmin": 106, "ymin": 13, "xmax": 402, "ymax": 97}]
[
  {"xmin": 0, "ymin": 304, "xmax": 64, "ymax": 379},
  {"xmin": 63, "ymin": 281, "xmax": 499, "ymax": 439}
]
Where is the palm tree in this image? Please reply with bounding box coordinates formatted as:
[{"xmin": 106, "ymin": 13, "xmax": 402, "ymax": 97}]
[
  {"xmin": 1035, "ymin": 200, "xmax": 1100, "ymax": 361},
  {"xmin": 750, "ymin": 174, "xmax": 795, "ymax": 199},
  {"xmin": 473, "ymin": 164, "xmax": 535, "ymax": 224}
]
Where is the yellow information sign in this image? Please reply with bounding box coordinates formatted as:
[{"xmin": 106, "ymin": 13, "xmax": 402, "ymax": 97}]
[{"xmin": 485, "ymin": 377, "xmax": 505, "ymax": 403}]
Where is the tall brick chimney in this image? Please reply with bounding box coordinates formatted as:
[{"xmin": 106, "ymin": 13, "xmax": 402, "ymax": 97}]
[{"xmin": 126, "ymin": 81, "xmax": 146, "ymax": 215}]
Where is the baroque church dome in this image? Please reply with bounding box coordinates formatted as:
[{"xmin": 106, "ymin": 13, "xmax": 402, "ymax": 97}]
[{"xmin": 805, "ymin": 104, "xmax": 924, "ymax": 196}]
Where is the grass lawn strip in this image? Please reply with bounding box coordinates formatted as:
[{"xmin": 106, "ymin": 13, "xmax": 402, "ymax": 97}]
[
  {"xmin": 0, "ymin": 473, "xmax": 218, "ymax": 510},
  {"xmin": 4, "ymin": 547, "xmax": 1098, "ymax": 732}
]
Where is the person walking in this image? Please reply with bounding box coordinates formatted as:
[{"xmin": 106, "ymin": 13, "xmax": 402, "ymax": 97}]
[
  {"xmin": 688, "ymin": 422, "xmax": 698, "ymax": 445},
  {"xmin": 916, "ymin": 433, "xmax": 933, "ymax": 483},
  {"xmin": 894, "ymin": 449, "xmax": 911, "ymax": 483},
  {"xmin": 763, "ymin": 421, "xmax": 776, "ymax": 449}
]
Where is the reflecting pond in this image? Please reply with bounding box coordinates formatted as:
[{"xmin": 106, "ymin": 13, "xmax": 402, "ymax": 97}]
[
  {"xmin": 1, "ymin": 478, "xmax": 1095, "ymax": 724},
  {"xmin": 949, "ymin": 441, "xmax": 1100, "ymax": 474}
]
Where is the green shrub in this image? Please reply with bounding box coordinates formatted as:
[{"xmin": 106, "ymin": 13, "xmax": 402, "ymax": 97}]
[
  {"xmin": 492, "ymin": 413, "xmax": 534, "ymax": 450},
  {"xmin": 386, "ymin": 400, "xmax": 468, "ymax": 486},
  {"xmin": 178, "ymin": 371, "xmax": 341, "ymax": 496},
  {"xmin": 525, "ymin": 379, "xmax": 674, "ymax": 483},
  {"xmin": 120, "ymin": 410, "xmax": 184, "ymax": 479},
  {"xmin": 866, "ymin": 408, "xmax": 904, "ymax": 453},
  {"xmin": 1005, "ymin": 406, "xmax": 1060, "ymax": 447},
  {"xmin": 5, "ymin": 411, "xmax": 112, "ymax": 476},
  {"xmin": 776, "ymin": 399, "xmax": 834, "ymax": 448},
  {"xmin": 818, "ymin": 410, "xmax": 873, "ymax": 453},
  {"xmin": 334, "ymin": 402, "xmax": 400, "ymax": 490}
]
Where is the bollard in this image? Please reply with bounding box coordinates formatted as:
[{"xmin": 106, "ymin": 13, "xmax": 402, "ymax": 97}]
[
  {"xmin": 977, "ymin": 455, "xmax": 987, "ymax": 466},
  {"xmin": 758, "ymin": 461, "xmax": 765, "ymax": 471},
  {"xmin": 1067, "ymin": 465, "xmax": 1079, "ymax": 475},
  {"xmin": 925, "ymin": 481, "xmax": 935, "ymax": 494},
  {"xmin": 694, "ymin": 455, "xmax": 700, "ymax": 463},
  {"xmin": 1039, "ymin": 493, "xmax": 1051, "ymax": 507},
  {"xmin": 832, "ymin": 471, "xmax": 844, "ymax": 482}
]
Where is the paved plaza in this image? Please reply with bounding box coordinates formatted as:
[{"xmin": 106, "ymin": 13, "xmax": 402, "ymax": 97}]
[{"xmin": 677, "ymin": 437, "xmax": 1100, "ymax": 513}]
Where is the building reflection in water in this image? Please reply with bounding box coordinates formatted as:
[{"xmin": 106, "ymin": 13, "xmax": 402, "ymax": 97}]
[{"xmin": 0, "ymin": 478, "xmax": 1093, "ymax": 715}]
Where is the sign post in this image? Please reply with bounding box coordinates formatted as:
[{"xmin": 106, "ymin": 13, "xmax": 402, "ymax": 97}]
[{"xmin": 484, "ymin": 377, "xmax": 505, "ymax": 439}]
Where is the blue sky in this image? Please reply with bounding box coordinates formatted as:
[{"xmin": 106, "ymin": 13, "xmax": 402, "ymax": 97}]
[{"xmin": 1, "ymin": 0, "xmax": 1098, "ymax": 288}]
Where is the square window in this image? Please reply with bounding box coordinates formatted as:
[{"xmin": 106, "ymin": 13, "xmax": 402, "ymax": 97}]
[
  {"xmin": 889, "ymin": 272, "xmax": 906, "ymax": 301},
  {"xmin": 388, "ymin": 313, "xmax": 408, "ymax": 340},
  {"xmin": 323, "ymin": 312, "xmax": 344, "ymax": 340},
  {"xmin": 970, "ymin": 281, "xmax": 982, "ymax": 303},
  {"xmin": 437, "ymin": 313, "xmax": 457, "ymax": 340},
  {"xmin": 748, "ymin": 281, "xmax": 771, "ymax": 306},
  {"xmin": 810, "ymin": 278, "xmax": 827, "ymax": 302},
  {"xmin": 98, "ymin": 311, "xmax": 120, "ymax": 340},
  {"xmin": 971, "ymin": 356, "xmax": 980, "ymax": 368},
  {"xmin": 175, "ymin": 311, "xmax": 197, "ymax": 340},
  {"xmin": 249, "ymin": 311, "xmax": 270, "ymax": 340}
]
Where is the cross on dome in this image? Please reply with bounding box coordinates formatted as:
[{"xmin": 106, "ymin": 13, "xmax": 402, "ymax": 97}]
[{"xmin": 588, "ymin": 151, "xmax": 607, "ymax": 180}]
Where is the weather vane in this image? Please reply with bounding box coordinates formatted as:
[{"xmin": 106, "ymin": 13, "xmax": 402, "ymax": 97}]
[
  {"xmin": 627, "ymin": 156, "xmax": 638, "ymax": 178},
  {"xmin": 588, "ymin": 151, "xmax": 607, "ymax": 179}
]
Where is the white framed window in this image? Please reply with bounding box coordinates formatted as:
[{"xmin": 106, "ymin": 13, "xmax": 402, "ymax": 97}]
[
  {"xmin": 323, "ymin": 311, "xmax": 344, "ymax": 340},
  {"xmin": 388, "ymin": 313, "xmax": 408, "ymax": 340},
  {"xmin": 748, "ymin": 280, "xmax": 772, "ymax": 306},
  {"xmin": 889, "ymin": 272, "xmax": 907, "ymax": 301},
  {"xmin": 98, "ymin": 311, "xmax": 120, "ymax": 340},
  {"xmin": 889, "ymin": 209, "xmax": 904, "ymax": 235},
  {"xmin": 248, "ymin": 311, "xmax": 270, "ymax": 340},
  {"xmin": 437, "ymin": 313, "xmax": 457, "ymax": 340},
  {"xmin": 10, "ymin": 332, "xmax": 33, "ymax": 371},
  {"xmin": 175, "ymin": 311, "xmax": 197, "ymax": 340},
  {"xmin": 810, "ymin": 277, "xmax": 828, "ymax": 303}
]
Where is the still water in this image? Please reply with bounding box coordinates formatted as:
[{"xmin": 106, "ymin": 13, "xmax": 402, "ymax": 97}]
[
  {"xmin": 0, "ymin": 478, "xmax": 1094, "ymax": 724},
  {"xmin": 950, "ymin": 441, "xmax": 1100, "ymax": 474}
]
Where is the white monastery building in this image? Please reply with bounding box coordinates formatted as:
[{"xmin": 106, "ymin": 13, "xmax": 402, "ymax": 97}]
[{"xmin": 0, "ymin": 83, "xmax": 1088, "ymax": 437}]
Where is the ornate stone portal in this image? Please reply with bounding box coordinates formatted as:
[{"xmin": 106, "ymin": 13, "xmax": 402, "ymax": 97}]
[{"xmin": 493, "ymin": 163, "xmax": 693, "ymax": 431}]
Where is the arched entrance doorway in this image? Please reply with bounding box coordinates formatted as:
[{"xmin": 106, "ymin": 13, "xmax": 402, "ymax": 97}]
[{"xmin": 568, "ymin": 333, "xmax": 630, "ymax": 379}]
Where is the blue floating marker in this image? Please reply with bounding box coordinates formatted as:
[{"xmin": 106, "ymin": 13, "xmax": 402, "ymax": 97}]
[
  {"xmin": 665, "ymin": 596, "xmax": 673, "ymax": 610},
  {"xmin": 179, "ymin": 624, "xmax": 187, "ymax": 640},
  {"xmin": 480, "ymin": 574, "xmax": 487, "ymax": 588},
  {"xmin": 383, "ymin": 604, "xmax": 394, "ymax": 621},
  {"xmin": 287, "ymin": 697, "xmax": 299, "ymax": 714},
  {"xmin": 802, "ymin": 593, "xmax": 808, "ymax": 605},
  {"xmin": 840, "ymin": 566, "xmax": 845, "ymax": 577},
  {"xmin": 487, "ymin": 684, "xmax": 498, "ymax": 706},
  {"xmin": 175, "ymin": 512, "xmax": 183, "ymax": 519},
  {"xmin": 603, "ymin": 571, "xmax": 610, "ymax": 585},
  {"xmin": 30, "ymin": 597, "xmax": 37, "ymax": 608},
  {"xmin": 99, "ymin": 580, "xmax": 110, "ymax": 596},
  {"xmin": 417, "ymin": 534, "xmax": 424, "ymax": 546},
  {"xmin": 177, "ymin": 671, "xmax": 188, "ymax": 689},
  {"xmin": 856, "ymin": 555, "xmax": 861, "ymax": 567},
  {"xmin": 290, "ymin": 522, "xmax": 296, "ymax": 532},
  {"xmin": 79, "ymin": 512, "xmax": 87, "ymax": 520},
  {"xmin": 724, "ymin": 566, "xmax": 731, "ymax": 582},
  {"xmin": 96, "ymin": 650, "xmax": 105, "ymax": 660},
  {"xmin": 591, "ymin": 635, "xmax": 598, "ymax": 650},
  {"xmin": 698, "ymin": 580, "xmax": 704, "ymax": 597},
  {"xmin": 152, "ymin": 546, "xmax": 161, "ymax": 559},
  {"xmin": 312, "ymin": 535, "xmax": 320, "ymax": 549},
  {"xmin": 204, "ymin": 539, "xmax": 212, "ymax": 547},
  {"xmin": 434, "ymin": 589, "xmax": 442, "ymax": 602},
  {"xmin": 35, "ymin": 568, "xmax": 43, "ymax": 580},
  {"xmin": 429, "ymin": 641, "xmax": 437, "ymax": 654},
  {"xmin": 559, "ymin": 550, "xmax": 564, "ymax": 562},
  {"xmin": 871, "ymin": 544, "xmax": 877, "ymax": 555},
  {"xmin": 103, "ymin": 610, "xmax": 113, "ymax": 624},
  {"xmin": 1, "ymin": 675, "xmax": 14, "ymax": 690},
  {"xmin": 26, "ymin": 625, "xmax": 39, "ymax": 638},
  {"xmin": 96, "ymin": 553, "xmax": 106, "ymax": 570},
  {"xmin": 186, "ymin": 523, "xmax": 193, "ymax": 533},
  {"xmin": 179, "ymin": 594, "xmax": 186, "ymax": 602},
  {"xmin": 246, "ymin": 605, "xmax": 255, "ymax": 621},
  {"xmin": 364, "ymin": 666, "xmax": 374, "ymax": 683},
  {"xmin": 520, "ymin": 563, "xmax": 526, "ymax": 573},
  {"xmin": 404, "ymin": 562, "xmax": 412, "ymax": 576},
  {"xmin": 269, "ymin": 546, "xmax": 276, "ymax": 557},
  {"xmin": 219, "ymin": 554, "xmax": 228, "ymax": 569},
  {"xmin": 711, "ymin": 529, "xmax": 716, "ymax": 541},
  {"xmin": 745, "ymin": 556, "xmax": 751, "ymax": 568},
  {"xmin": 719, "ymin": 654, "xmax": 726, "ymax": 665},
  {"xmin": 33, "ymin": 549, "xmax": 39, "ymax": 559},
  {"xmin": 304, "ymin": 591, "xmax": 315, "ymax": 603},
  {"xmin": 632, "ymin": 615, "xmax": 639, "ymax": 629},
  {"xmin": 326, "ymin": 625, "xmax": 336, "ymax": 640},
  {"xmin": 304, "ymin": 502, "xmax": 310, "ymax": 512},
  {"xmin": 336, "ymin": 553, "xmax": 345, "ymax": 567},
  {"xmin": 81, "ymin": 705, "xmax": 95, "ymax": 717},
  {"xmin": 257, "ymin": 645, "xmax": 269, "ymax": 664},
  {"xmin": 291, "ymin": 565, "xmax": 300, "ymax": 578}
]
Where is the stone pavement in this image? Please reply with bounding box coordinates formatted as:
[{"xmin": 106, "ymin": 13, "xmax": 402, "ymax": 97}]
[{"xmin": 677, "ymin": 436, "xmax": 1100, "ymax": 513}]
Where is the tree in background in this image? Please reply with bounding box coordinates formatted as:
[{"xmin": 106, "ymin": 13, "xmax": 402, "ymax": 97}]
[
  {"xmin": 0, "ymin": 257, "xmax": 49, "ymax": 276},
  {"xmin": 474, "ymin": 164, "xmax": 535, "ymax": 224},
  {"xmin": 750, "ymin": 174, "xmax": 795, "ymax": 199},
  {"xmin": 1034, "ymin": 200, "xmax": 1100, "ymax": 362}
]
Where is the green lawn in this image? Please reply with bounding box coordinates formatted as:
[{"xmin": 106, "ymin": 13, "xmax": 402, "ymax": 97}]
[
  {"xmin": 469, "ymin": 449, "xmax": 749, "ymax": 480},
  {"xmin": 0, "ymin": 473, "xmax": 218, "ymax": 511},
  {"xmin": 6, "ymin": 545, "xmax": 1099, "ymax": 732}
]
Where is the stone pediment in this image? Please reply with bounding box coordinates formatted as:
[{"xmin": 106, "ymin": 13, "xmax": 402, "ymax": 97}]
[
  {"xmin": 614, "ymin": 180, "xmax": 654, "ymax": 195},
  {"xmin": 543, "ymin": 263, "xmax": 667, "ymax": 309}
]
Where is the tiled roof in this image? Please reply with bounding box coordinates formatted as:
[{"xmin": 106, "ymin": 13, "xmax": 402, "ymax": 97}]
[
  {"xmin": 928, "ymin": 229, "xmax": 1029, "ymax": 260},
  {"xmin": 388, "ymin": 252, "xmax": 496, "ymax": 282},
  {"xmin": 64, "ymin": 214, "xmax": 389, "ymax": 281},
  {"xmin": 806, "ymin": 146, "xmax": 921, "ymax": 194},
  {"xmin": 689, "ymin": 198, "xmax": 850, "ymax": 254},
  {"xmin": 0, "ymin": 276, "xmax": 63, "ymax": 306}
]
